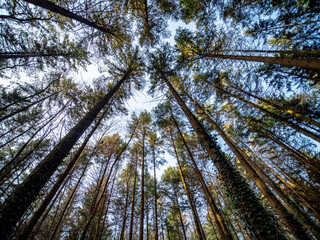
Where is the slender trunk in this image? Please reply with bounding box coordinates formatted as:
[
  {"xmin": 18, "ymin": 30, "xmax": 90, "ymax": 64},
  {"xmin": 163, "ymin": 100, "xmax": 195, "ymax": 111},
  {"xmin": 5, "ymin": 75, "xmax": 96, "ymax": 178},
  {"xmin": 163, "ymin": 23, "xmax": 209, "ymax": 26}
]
[
  {"xmin": 171, "ymin": 112, "xmax": 233, "ymax": 239},
  {"xmin": 208, "ymin": 81, "xmax": 320, "ymax": 143},
  {"xmin": 174, "ymin": 192, "xmax": 187, "ymax": 240},
  {"xmin": 0, "ymin": 72, "xmax": 129, "ymax": 239},
  {"xmin": 153, "ymin": 146, "xmax": 159, "ymax": 240},
  {"xmin": 187, "ymin": 95, "xmax": 312, "ymax": 239},
  {"xmin": 248, "ymin": 121, "xmax": 320, "ymax": 175},
  {"xmin": 139, "ymin": 130, "xmax": 146, "ymax": 240},
  {"xmin": 18, "ymin": 109, "xmax": 106, "ymax": 239},
  {"xmin": 220, "ymin": 49, "xmax": 320, "ymax": 55},
  {"xmin": 0, "ymin": 91, "xmax": 60, "ymax": 122},
  {"xmin": 0, "ymin": 53, "xmax": 68, "ymax": 60},
  {"xmin": 228, "ymin": 84, "xmax": 320, "ymax": 129},
  {"xmin": 205, "ymin": 53, "xmax": 320, "ymax": 70},
  {"xmin": 119, "ymin": 177, "xmax": 131, "ymax": 240},
  {"xmin": 162, "ymin": 75, "xmax": 286, "ymax": 240},
  {"xmin": 129, "ymin": 158, "xmax": 138, "ymax": 240},
  {"xmin": 169, "ymin": 129, "xmax": 205, "ymax": 240},
  {"xmin": 23, "ymin": 0, "xmax": 115, "ymax": 35},
  {"xmin": 244, "ymin": 146, "xmax": 320, "ymax": 239}
]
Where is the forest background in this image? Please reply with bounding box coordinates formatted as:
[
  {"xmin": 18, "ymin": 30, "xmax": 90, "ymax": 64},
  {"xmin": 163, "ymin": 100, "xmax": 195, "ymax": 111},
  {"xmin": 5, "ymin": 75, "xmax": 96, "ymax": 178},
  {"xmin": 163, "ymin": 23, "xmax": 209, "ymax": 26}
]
[{"xmin": 0, "ymin": 0, "xmax": 319, "ymax": 240}]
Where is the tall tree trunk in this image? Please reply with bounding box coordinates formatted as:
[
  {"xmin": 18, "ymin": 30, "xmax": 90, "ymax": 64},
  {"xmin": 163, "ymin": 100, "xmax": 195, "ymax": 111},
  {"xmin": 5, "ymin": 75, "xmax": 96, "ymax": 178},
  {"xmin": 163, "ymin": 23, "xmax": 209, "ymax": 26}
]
[
  {"xmin": 0, "ymin": 72, "xmax": 130, "ymax": 240},
  {"xmin": 17, "ymin": 109, "xmax": 107, "ymax": 240},
  {"xmin": 48, "ymin": 149, "xmax": 92, "ymax": 240},
  {"xmin": 162, "ymin": 74, "xmax": 286, "ymax": 240},
  {"xmin": 120, "ymin": 176, "xmax": 131, "ymax": 240},
  {"xmin": 186, "ymin": 93, "xmax": 312, "ymax": 240},
  {"xmin": 139, "ymin": 130, "xmax": 146, "ymax": 240},
  {"xmin": 205, "ymin": 53, "xmax": 320, "ymax": 70},
  {"xmin": 169, "ymin": 129, "xmax": 205, "ymax": 240},
  {"xmin": 23, "ymin": 0, "xmax": 115, "ymax": 36},
  {"xmin": 129, "ymin": 157, "xmax": 138, "ymax": 240},
  {"xmin": 174, "ymin": 192, "xmax": 187, "ymax": 240},
  {"xmin": 152, "ymin": 146, "xmax": 159, "ymax": 240},
  {"xmin": 171, "ymin": 111, "xmax": 233, "ymax": 240}
]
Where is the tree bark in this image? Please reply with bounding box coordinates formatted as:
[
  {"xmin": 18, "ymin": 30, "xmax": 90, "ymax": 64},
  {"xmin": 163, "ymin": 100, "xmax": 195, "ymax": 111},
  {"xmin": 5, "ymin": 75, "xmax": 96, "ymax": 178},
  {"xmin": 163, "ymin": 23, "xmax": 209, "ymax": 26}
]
[
  {"xmin": 129, "ymin": 156, "xmax": 138, "ymax": 240},
  {"xmin": 152, "ymin": 146, "xmax": 159, "ymax": 240},
  {"xmin": 139, "ymin": 129, "xmax": 146, "ymax": 240}
]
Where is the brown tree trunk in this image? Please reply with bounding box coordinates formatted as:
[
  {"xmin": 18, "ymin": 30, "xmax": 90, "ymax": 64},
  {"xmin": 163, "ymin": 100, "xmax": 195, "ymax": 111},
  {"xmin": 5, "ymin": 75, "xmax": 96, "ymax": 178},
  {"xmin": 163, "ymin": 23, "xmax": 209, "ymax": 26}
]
[
  {"xmin": 174, "ymin": 192, "xmax": 187, "ymax": 240},
  {"xmin": 139, "ymin": 129, "xmax": 146, "ymax": 240},
  {"xmin": 80, "ymin": 129, "xmax": 135, "ymax": 240},
  {"xmin": 129, "ymin": 157, "xmax": 138, "ymax": 240},
  {"xmin": 169, "ymin": 129, "xmax": 205, "ymax": 240},
  {"xmin": 171, "ymin": 112, "xmax": 233, "ymax": 240},
  {"xmin": 162, "ymin": 74, "xmax": 286, "ymax": 240},
  {"xmin": 23, "ymin": 0, "xmax": 115, "ymax": 36},
  {"xmin": 206, "ymin": 53, "xmax": 320, "ymax": 70},
  {"xmin": 227, "ymin": 84, "xmax": 320, "ymax": 129},
  {"xmin": 0, "ymin": 72, "xmax": 129, "ymax": 240},
  {"xmin": 153, "ymin": 146, "xmax": 159, "ymax": 240},
  {"xmin": 120, "ymin": 176, "xmax": 131, "ymax": 240}
]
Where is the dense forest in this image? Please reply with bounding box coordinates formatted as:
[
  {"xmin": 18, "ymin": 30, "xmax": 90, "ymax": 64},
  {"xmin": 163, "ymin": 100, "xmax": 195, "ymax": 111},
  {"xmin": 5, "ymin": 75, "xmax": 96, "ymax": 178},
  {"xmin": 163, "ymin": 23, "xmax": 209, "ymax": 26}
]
[{"xmin": 0, "ymin": 0, "xmax": 319, "ymax": 239}]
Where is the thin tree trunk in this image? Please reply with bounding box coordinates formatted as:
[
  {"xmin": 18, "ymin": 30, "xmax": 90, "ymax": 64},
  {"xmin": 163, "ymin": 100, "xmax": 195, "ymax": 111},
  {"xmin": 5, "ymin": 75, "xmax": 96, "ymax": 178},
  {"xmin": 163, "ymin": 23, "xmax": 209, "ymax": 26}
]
[
  {"xmin": 119, "ymin": 176, "xmax": 131, "ymax": 240},
  {"xmin": 228, "ymin": 83, "xmax": 320, "ymax": 129},
  {"xmin": 169, "ymin": 129, "xmax": 205, "ymax": 240},
  {"xmin": 23, "ymin": 0, "xmax": 115, "ymax": 36},
  {"xmin": 0, "ymin": 72, "xmax": 130, "ymax": 239},
  {"xmin": 129, "ymin": 157, "xmax": 138, "ymax": 240},
  {"xmin": 153, "ymin": 146, "xmax": 159, "ymax": 240},
  {"xmin": 0, "ymin": 91, "xmax": 60, "ymax": 122},
  {"xmin": 162, "ymin": 74, "xmax": 286, "ymax": 240},
  {"xmin": 243, "ymin": 140, "xmax": 320, "ymax": 220},
  {"xmin": 174, "ymin": 192, "xmax": 187, "ymax": 240},
  {"xmin": 171, "ymin": 111, "xmax": 233, "ymax": 239},
  {"xmin": 205, "ymin": 53, "xmax": 320, "ymax": 70},
  {"xmin": 186, "ymin": 94, "xmax": 312, "ymax": 239},
  {"xmin": 139, "ymin": 130, "xmax": 146, "ymax": 240},
  {"xmin": 49, "ymin": 149, "xmax": 92, "ymax": 240}
]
